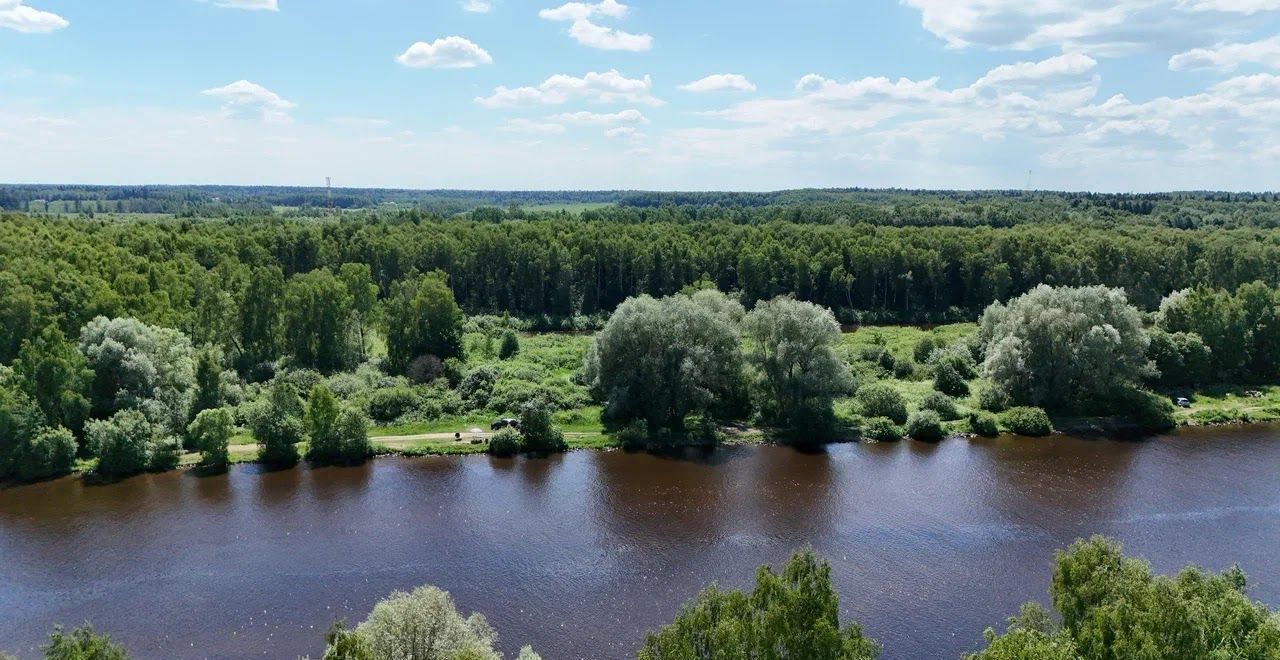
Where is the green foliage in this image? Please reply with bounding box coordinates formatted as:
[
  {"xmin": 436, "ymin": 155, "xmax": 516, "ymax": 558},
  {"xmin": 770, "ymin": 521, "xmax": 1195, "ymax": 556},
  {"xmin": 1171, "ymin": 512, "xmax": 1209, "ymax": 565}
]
[
  {"xmin": 78, "ymin": 316, "xmax": 196, "ymax": 435},
  {"xmin": 966, "ymin": 604, "xmax": 1078, "ymax": 660},
  {"xmin": 367, "ymin": 387, "xmax": 421, "ymax": 423},
  {"xmin": 86, "ymin": 410, "xmax": 162, "ymax": 479},
  {"xmin": 238, "ymin": 265, "xmax": 286, "ymax": 375},
  {"xmin": 0, "ymin": 384, "xmax": 46, "ymax": 479},
  {"xmin": 913, "ymin": 336, "xmax": 940, "ymax": 363},
  {"xmin": 933, "ymin": 362, "xmax": 970, "ymax": 397},
  {"xmin": 321, "ymin": 622, "xmax": 373, "ymax": 660},
  {"xmin": 969, "ymin": 412, "xmax": 1000, "ymax": 437},
  {"xmin": 12, "ymin": 427, "xmax": 78, "ymax": 482},
  {"xmin": 1002, "ymin": 407, "xmax": 1053, "ymax": 437},
  {"xmin": 1146, "ymin": 329, "xmax": 1213, "ymax": 387},
  {"xmin": 585, "ymin": 293, "xmax": 743, "ymax": 435},
  {"xmin": 862, "ymin": 417, "xmax": 903, "ymax": 442},
  {"xmin": 978, "ymin": 385, "xmax": 1012, "ymax": 413},
  {"xmin": 338, "ymin": 262, "xmax": 381, "ymax": 363},
  {"xmin": 1117, "ymin": 388, "xmax": 1176, "ymax": 432},
  {"xmin": 250, "ymin": 382, "xmax": 303, "ymax": 466},
  {"xmin": 855, "ymin": 383, "xmax": 908, "ymax": 424},
  {"xmin": 920, "ymin": 391, "xmax": 959, "ymax": 420},
  {"xmin": 351, "ymin": 585, "xmax": 507, "ymax": 660},
  {"xmin": 386, "ymin": 271, "xmax": 465, "ymax": 374},
  {"xmin": 981, "ymin": 286, "xmax": 1152, "ymax": 410},
  {"xmin": 43, "ymin": 624, "xmax": 130, "ymax": 660},
  {"xmin": 305, "ymin": 384, "xmax": 343, "ymax": 463},
  {"xmin": 334, "ymin": 408, "xmax": 371, "ymax": 464},
  {"xmin": 189, "ymin": 348, "xmax": 224, "ymax": 428},
  {"xmin": 284, "ymin": 269, "xmax": 355, "ymax": 373},
  {"xmin": 519, "ymin": 399, "xmax": 567, "ymax": 453},
  {"xmin": 906, "ymin": 410, "xmax": 945, "ymax": 441},
  {"xmin": 187, "ymin": 408, "xmax": 235, "ymax": 470},
  {"xmin": 488, "ymin": 426, "xmax": 522, "ymax": 457},
  {"xmin": 638, "ymin": 548, "xmax": 880, "ymax": 660},
  {"xmin": 13, "ymin": 324, "xmax": 92, "ymax": 435},
  {"xmin": 498, "ymin": 329, "xmax": 521, "ymax": 360},
  {"xmin": 742, "ymin": 297, "xmax": 852, "ymax": 436}
]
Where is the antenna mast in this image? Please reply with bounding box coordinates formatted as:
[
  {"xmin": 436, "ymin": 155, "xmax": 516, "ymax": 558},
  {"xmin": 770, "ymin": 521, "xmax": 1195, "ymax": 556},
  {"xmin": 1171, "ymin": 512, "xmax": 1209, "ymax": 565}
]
[{"xmin": 326, "ymin": 177, "xmax": 333, "ymax": 215}]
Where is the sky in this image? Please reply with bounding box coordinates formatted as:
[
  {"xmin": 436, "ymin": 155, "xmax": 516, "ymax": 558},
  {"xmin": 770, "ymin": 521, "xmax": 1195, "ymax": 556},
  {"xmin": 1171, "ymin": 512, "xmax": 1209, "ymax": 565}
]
[{"xmin": 3, "ymin": 1, "xmax": 1280, "ymax": 192}]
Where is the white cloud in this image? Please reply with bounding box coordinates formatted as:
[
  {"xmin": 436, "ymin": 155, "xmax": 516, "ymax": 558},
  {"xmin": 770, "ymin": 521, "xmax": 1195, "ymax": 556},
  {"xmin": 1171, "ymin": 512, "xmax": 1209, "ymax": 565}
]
[
  {"xmin": 210, "ymin": 0, "xmax": 278, "ymax": 10},
  {"xmin": 680, "ymin": 74, "xmax": 757, "ymax": 93},
  {"xmin": 605, "ymin": 126, "xmax": 637, "ymax": 138},
  {"xmin": 548, "ymin": 109, "xmax": 648, "ymax": 125},
  {"xmin": 461, "ymin": 0, "xmax": 493, "ymax": 12},
  {"xmin": 538, "ymin": 0, "xmax": 628, "ymax": 21},
  {"xmin": 539, "ymin": 0, "xmax": 651, "ymax": 51},
  {"xmin": 476, "ymin": 70, "xmax": 662, "ymax": 107},
  {"xmin": 396, "ymin": 37, "xmax": 493, "ymax": 69},
  {"xmin": 328, "ymin": 117, "xmax": 392, "ymax": 127},
  {"xmin": 499, "ymin": 118, "xmax": 566, "ymax": 134},
  {"xmin": 566, "ymin": 19, "xmax": 652, "ymax": 51},
  {"xmin": 0, "ymin": 0, "xmax": 68, "ymax": 33},
  {"xmin": 202, "ymin": 80, "xmax": 295, "ymax": 122},
  {"xmin": 1169, "ymin": 35, "xmax": 1280, "ymax": 70},
  {"xmin": 975, "ymin": 53, "xmax": 1098, "ymax": 86},
  {"xmin": 902, "ymin": 0, "xmax": 1280, "ymax": 55}
]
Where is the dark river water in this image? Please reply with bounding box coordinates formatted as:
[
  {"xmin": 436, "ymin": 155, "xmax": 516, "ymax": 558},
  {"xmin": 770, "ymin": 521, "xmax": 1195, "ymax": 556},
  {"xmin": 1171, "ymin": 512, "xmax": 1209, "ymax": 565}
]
[{"xmin": 2, "ymin": 426, "xmax": 1279, "ymax": 660}]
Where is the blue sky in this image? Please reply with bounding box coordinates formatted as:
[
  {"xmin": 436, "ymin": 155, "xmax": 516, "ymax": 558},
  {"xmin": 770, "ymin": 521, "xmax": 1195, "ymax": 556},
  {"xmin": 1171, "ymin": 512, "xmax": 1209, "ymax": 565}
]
[{"xmin": 3, "ymin": 0, "xmax": 1280, "ymax": 191}]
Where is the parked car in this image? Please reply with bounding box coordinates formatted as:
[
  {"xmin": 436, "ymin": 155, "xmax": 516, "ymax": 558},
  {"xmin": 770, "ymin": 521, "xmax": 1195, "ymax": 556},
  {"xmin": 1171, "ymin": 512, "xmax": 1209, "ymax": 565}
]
[
  {"xmin": 1175, "ymin": 397, "xmax": 1192, "ymax": 408},
  {"xmin": 491, "ymin": 418, "xmax": 521, "ymax": 431}
]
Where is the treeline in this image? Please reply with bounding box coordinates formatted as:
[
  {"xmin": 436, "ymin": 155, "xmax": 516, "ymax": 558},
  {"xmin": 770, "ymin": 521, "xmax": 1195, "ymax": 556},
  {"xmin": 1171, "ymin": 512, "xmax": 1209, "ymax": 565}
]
[
  {"xmin": 5, "ymin": 213, "xmax": 1280, "ymax": 348},
  {"xmin": 0, "ymin": 185, "xmax": 626, "ymax": 216},
  {"xmin": 9, "ymin": 537, "xmax": 1277, "ymax": 659}
]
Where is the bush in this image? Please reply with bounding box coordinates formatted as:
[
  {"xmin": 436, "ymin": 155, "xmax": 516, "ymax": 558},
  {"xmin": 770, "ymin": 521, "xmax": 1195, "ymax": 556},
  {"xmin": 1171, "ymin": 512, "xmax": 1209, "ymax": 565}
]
[
  {"xmin": 855, "ymin": 383, "xmax": 908, "ymax": 424},
  {"xmin": 920, "ymin": 391, "xmax": 960, "ymax": 420},
  {"xmin": 488, "ymin": 426, "xmax": 522, "ymax": 457},
  {"xmin": 862, "ymin": 417, "xmax": 903, "ymax": 442},
  {"xmin": 12, "ymin": 427, "xmax": 77, "ymax": 482},
  {"xmin": 187, "ymin": 407, "xmax": 234, "ymax": 470},
  {"xmin": 892, "ymin": 358, "xmax": 915, "ymax": 380},
  {"xmin": 615, "ymin": 420, "xmax": 650, "ymax": 450},
  {"xmin": 87, "ymin": 410, "xmax": 158, "ymax": 479},
  {"xmin": 368, "ymin": 388, "xmax": 420, "ymax": 423},
  {"xmin": 498, "ymin": 330, "xmax": 521, "ymax": 360},
  {"xmin": 43, "ymin": 624, "xmax": 129, "ymax": 660},
  {"xmin": 406, "ymin": 355, "xmax": 445, "ymax": 385},
  {"xmin": 906, "ymin": 410, "xmax": 945, "ymax": 441},
  {"xmin": 913, "ymin": 337, "xmax": 940, "ymax": 363},
  {"xmin": 335, "ymin": 408, "xmax": 372, "ymax": 463},
  {"xmin": 933, "ymin": 362, "xmax": 970, "ymax": 397},
  {"xmin": 1118, "ymin": 388, "xmax": 1177, "ymax": 433},
  {"xmin": 969, "ymin": 411, "xmax": 1000, "ymax": 437},
  {"xmin": 457, "ymin": 368, "xmax": 498, "ymax": 410},
  {"xmin": 979, "ymin": 385, "xmax": 1011, "ymax": 413},
  {"xmin": 1003, "ymin": 407, "xmax": 1053, "ymax": 436},
  {"xmin": 519, "ymin": 399, "xmax": 567, "ymax": 453}
]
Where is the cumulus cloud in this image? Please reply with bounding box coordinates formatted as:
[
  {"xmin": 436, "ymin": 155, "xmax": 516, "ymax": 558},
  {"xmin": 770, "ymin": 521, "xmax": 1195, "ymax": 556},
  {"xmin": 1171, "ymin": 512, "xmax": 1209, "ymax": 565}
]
[
  {"xmin": 539, "ymin": 0, "xmax": 651, "ymax": 51},
  {"xmin": 1169, "ymin": 35, "xmax": 1280, "ymax": 70},
  {"xmin": 396, "ymin": 37, "xmax": 493, "ymax": 69},
  {"xmin": 499, "ymin": 118, "xmax": 566, "ymax": 134},
  {"xmin": 476, "ymin": 70, "xmax": 662, "ymax": 107},
  {"xmin": 202, "ymin": 80, "xmax": 295, "ymax": 122},
  {"xmin": 975, "ymin": 53, "xmax": 1098, "ymax": 87},
  {"xmin": 680, "ymin": 74, "xmax": 757, "ymax": 93},
  {"xmin": 461, "ymin": 0, "xmax": 493, "ymax": 12},
  {"xmin": 902, "ymin": 0, "xmax": 1280, "ymax": 54},
  {"xmin": 548, "ymin": 109, "xmax": 648, "ymax": 125},
  {"xmin": 0, "ymin": 0, "xmax": 68, "ymax": 33},
  {"xmin": 209, "ymin": 0, "xmax": 278, "ymax": 10}
]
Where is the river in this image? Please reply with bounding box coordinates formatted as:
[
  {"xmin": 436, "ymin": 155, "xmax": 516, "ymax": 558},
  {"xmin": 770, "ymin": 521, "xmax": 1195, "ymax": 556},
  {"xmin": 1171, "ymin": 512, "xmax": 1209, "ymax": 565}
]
[{"xmin": 2, "ymin": 426, "xmax": 1278, "ymax": 659}]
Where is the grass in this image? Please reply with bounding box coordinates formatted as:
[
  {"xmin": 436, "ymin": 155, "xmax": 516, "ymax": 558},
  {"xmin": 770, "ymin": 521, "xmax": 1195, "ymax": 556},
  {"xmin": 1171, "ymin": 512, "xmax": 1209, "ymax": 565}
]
[{"xmin": 1173, "ymin": 384, "xmax": 1280, "ymax": 426}]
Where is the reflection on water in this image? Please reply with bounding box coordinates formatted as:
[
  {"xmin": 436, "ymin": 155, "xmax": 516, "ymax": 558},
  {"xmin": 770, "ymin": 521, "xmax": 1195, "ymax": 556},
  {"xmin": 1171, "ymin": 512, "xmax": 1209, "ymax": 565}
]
[{"xmin": 1, "ymin": 425, "xmax": 1279, "ymax": 660}]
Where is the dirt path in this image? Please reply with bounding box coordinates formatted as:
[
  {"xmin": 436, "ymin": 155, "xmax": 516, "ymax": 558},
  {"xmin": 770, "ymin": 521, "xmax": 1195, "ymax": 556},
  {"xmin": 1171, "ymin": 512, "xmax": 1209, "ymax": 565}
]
[{"xmin": 227, "ymin": 431, "xmax": 598, "ymax": 454}]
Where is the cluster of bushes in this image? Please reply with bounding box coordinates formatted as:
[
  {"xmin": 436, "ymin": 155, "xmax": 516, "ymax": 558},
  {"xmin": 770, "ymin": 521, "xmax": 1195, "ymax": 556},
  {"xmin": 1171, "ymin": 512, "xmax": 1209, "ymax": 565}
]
[{"xmin": 488, "ymin": 400, "xmax": 568, "ymax": 457}]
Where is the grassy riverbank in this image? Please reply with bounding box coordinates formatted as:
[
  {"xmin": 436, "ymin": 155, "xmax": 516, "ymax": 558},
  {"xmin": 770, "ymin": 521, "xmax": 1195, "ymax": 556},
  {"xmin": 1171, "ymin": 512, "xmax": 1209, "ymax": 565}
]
[{"xmin": 49, "ymin": 323, "xmax": 1280, "ymax": 480}]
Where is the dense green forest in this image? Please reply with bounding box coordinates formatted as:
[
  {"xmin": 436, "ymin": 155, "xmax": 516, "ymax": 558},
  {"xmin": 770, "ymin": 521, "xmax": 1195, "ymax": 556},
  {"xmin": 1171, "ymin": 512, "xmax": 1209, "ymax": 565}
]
[{"xmin": 9, "ymin": 537, "xmax": 1278, "ymax": 659}]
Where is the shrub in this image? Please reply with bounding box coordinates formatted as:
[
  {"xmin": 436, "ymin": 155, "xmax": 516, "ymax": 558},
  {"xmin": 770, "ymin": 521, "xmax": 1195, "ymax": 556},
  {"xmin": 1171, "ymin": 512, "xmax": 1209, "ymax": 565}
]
[
  {"xmin": 187, "ymin": 407, "xmax": 234, "ymax": 471},
  {"xmin": 87, "ymin": 410, "xmax": 157, "ymax": 479},
  {"xmin": 406, "ymin": 355, "xmax": 445, "ymax": 385},
  {"xmin": 43, "ymin": 624, "xmax": 129, "ymax": 660},
  {"xmin": 335, "ymin": 408, "xmax": 372, "ymax": 463},
  {"xmin": 970, "ymin": 412, "xmax": 1000, "ymax": 437},
  {"xmin": 906, "ymin": 410, "xmax": 945, "ymax": 441},
  {"xmin": 933, "ymin": 362, "xmax": 970, "ymax": 397},
  {"xmin": 1003, "ymin": 407, "xmax": 1053, "ymax": 436},
  {"xmin": 498, "ymin": 330, "xmax": 521, "ymax": 360},
  {"xmin": 855, "ymin": 383, "xmax": 908, "ymax": 424},
  {"xmin": 1118, "ymin": 388, "xmax": 1177, "ymax": 433},
  {"xmin": 519, "ymin": 399, "xmax": 567, "ymax": 453},
  {"xmin": 920, "ymin": 391, "xmax": 960, "ymax": 420},
  {"xmin": 488, "ymin": 426, "xmax": 522, "ymax": 457},
  {"xmin": 457, "ymin": 368, "xmax": 498, "ymax": 410},
  {"xmin": 892, "ymin": 358, "xmax": 915, "ymax": 380},
  {"xmin": 913, "ymin": 336, "xmax": 940, "ymax": 363},
  {"xmin": 367, "ymin": 388, "xmax": 420, "ymax": 423},
  {"xmin": 862, "ymin": 417, "xmax": 903, "ymax": 442},
  {"xmin": 877, "ymin": 350, "xmax": 897, "ymax": 373},
  {"xmin": 616, "ymin": 420, "xmax": 650, "ymax": 450},
  {"xmin": 12, "ymin": 426, "xmax": 77, "ymax": 482},
  {"xmin": 979, "ymin": 385, "xmax": 1011, "ymax": 413}
]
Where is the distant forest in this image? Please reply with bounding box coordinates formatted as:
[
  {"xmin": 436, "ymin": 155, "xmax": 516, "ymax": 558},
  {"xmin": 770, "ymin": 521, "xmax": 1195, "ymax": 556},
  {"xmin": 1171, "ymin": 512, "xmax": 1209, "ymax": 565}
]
[{"xmin": 4, "ymin": 184, "xmax": 1280, "ymax": 228}]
